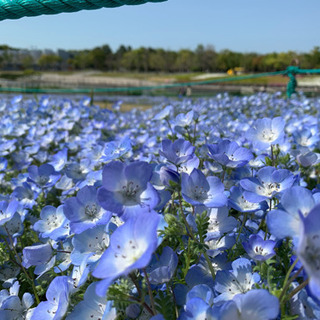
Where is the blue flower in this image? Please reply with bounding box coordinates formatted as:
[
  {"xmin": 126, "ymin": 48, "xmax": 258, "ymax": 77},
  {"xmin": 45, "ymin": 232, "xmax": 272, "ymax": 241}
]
[
  {"xmin": 181, "ymin": 169, "xmax": 227, "ymax": 208},
  {"xmin": 0, "ymin": 200, "xmax": 19, "ymax": 226},
  {"xmin": 297, "ymin": 203, "xmax": 320, "ymax": 297},
  {"xmin": 97, "ymin": 161, "xmax": 159, "ymax": 221},
  {"xmin": 242, "ymin": 234, "xmax": 276, "ymax": 261},
  {"xmin": 147, "ymin": 246, "xmax": 178, "ymax": 285},
  {"xmin": 30, "ymin": 276, "xmax": 72, "ymax": 320},
  {"xmin": 12, "ymin": 182, "xmax": 37, "ymax": 209},
  {"xmin": 48, "ymin": 147, "xmax": 68, "ymax": 172},
  {"xmin": 206, "ymin": 206, "xmax": 238, "ymax": 240},
  {"xmin": 63, "ymin": 185, "xmax": 112, "ymax": 234},
  {"xmin": 66, "ymin": 282, "xmax": 116, "ymax": 320},
  {"xmin": 0, "ymin": 212, "xmax": 24, "ymax": 238},
  {"xmin": 27, "ymin": 164, "xmax": 60, "ymax": 188},
  {"xmin": 240, "ymin": 166, "xmax": 295, "ymax": 203},
  {"xmin": 159, "ymin": 139, "xmax": 195, "ymax": 166},
  {"xmin": 0, "ymin": 285, "xmax": 34, "ymax": 319},
  {"xmin": 208, "ymin": 140, "xmax": 253, "ymax": 168},
  {"xmin": 245, "ymin": 117, "xmax": 285, "ymax": 150},
  {"xmin": 100, "ymin": 136, "xmax": 132, "ymax": 162},
  {"xmin": 33, "ymin": 205, "xmax": 70, "ymax": 241},
  {"xmin": 92, "ymin": 210, "xmax": 161, "ymax": 297},
  {"xmin": 220, "ymin": 289, "xmax": 279, "ymax": 320},
  {"xmin": 214, "ymin": 258, "xmax": 260, "ymax": 303},
  {"xmin": 179, "ymin": 297, "xmax": 219, "ymax": 320},
  {"xmin": 70, "ymin": 224, "xmax": 109, "ymax": 266},
  {"xmin": 267, "ymin": 186, "xmax": 319, "ymax": 242},
  {"xmin": 186, "ymin": 284, "xmax": 215, "ymax": 307}
]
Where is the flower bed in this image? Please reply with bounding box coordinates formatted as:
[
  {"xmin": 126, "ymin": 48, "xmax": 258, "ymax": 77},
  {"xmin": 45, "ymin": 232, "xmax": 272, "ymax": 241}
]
[{"xmin": 0, "ymin": 92, "xmax": 319, "ymax": 319}]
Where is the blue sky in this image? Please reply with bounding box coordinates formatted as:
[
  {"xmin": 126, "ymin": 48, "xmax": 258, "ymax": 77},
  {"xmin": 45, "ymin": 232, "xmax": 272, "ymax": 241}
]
[{"xmin": 0, "ymin": 0, "xmax": 319, "ymax": 53}]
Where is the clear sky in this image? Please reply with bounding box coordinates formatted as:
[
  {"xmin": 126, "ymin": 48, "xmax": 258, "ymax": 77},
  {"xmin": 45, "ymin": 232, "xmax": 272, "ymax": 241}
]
[{"xmin": 0, "ymin": 0, "xmax": 319, "ymax": 53}]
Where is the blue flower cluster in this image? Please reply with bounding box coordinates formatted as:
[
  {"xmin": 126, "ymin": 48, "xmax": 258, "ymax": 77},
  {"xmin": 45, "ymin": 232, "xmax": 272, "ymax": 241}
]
[{"xmin": 0, "ymin": 92, "xmax": 319, "ymax": 319}]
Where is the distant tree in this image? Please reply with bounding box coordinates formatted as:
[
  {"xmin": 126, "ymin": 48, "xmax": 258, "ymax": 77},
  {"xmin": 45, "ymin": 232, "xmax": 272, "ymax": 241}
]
[
  {"xmin": 38, "ymin": 54, "xmax": 62, "ymax": 70},
  {"xmin": 21, "ymin": 55, "xmax": 34, "ymax": 70},
  {"xmin": 216, "ymin": 50, "xmax": 242, "ymax": 71},
  {"xmin": 175, "ymin": 49, "xmax": 196, "ymax": 72},
  {"xmin": 149, "ymin": 49, "xmax": 166, "ymax": 72},
  {"xmin": 194, "ymin": 44, "xmax": 217, "ymax": 72}
]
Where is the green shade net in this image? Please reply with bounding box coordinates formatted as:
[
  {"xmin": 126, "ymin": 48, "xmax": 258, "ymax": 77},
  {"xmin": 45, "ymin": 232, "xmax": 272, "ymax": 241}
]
[{"xmin": 0, "ymin": 0, "xmax": 166, "ymax": 21}]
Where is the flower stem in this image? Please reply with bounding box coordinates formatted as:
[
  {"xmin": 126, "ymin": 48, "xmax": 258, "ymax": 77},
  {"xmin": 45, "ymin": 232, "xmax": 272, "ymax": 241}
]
[
  {"xmin": 279, "ymin": 257, "xmax": 300, "ymax": 302},
  {"xmin": 4, "ymin": 226, "xmax": 40, "ymax": 305},
  {"xmin": 177, "ymin": 191, "xmax": 216, "ymax": 280},
  {"xmin": 285, "ymin": 278, "xmax": 310, "ymax": 301},
  {"xmin": 143, "ymin": 268, "xmax": 156, "ymax": 315}
]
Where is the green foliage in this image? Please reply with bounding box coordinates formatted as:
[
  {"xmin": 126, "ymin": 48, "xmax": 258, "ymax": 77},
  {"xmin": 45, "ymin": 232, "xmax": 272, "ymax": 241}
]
[
  {"xmin": 195, "ymin": 211, "xmax": 209, "ymax": 242},
  {"xmin": 0, "ymin": 242, "xmax": 10, "ymax": 265},
  {"xmin": 107, "ymin": 278, "xmax": 135, "ymax": 312},
  {"xmin": 155, "ymin": 290, "xmax": 176, "ymax": 320},
  {"xmin": 160, "ymin": 214, "xmax": 187, "ymax": 251}
]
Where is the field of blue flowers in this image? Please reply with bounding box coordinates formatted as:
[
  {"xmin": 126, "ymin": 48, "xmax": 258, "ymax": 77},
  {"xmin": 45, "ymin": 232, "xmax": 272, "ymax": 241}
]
[{"xmin": 0, "ymin": 92, "xmax": 319, "ymax": 319}]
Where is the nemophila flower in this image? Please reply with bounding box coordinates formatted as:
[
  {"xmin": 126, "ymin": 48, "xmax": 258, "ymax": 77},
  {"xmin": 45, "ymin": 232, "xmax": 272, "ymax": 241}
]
[
  {"xmin": 33, "ymin": 205, "xmax": 70, "ymax": 241},
  {"xmin": 245, "ymin": 117, "xmax": 285, "ymax": 150},
  {"xmin": 24, "ymin": 143, "xmax": 40, "ymax": 157},
  {"xmin": 0, "ymin": 157, "xmax": 7, "ymax": 171},
  {"xmin": 31, "ymin": 276, "xmax": 72, "ymax": 320},
  {"xmin": 228, "ymin": 186, "xmax": 268, "ymax": 213},
  {"xmin": 206, "ymin": 235, "xmax": 236, "ymax": 258},
  {"xmin": 0, "ymin": 212, "xmax": 24, "ymax": 238},
  {"xmin": 297, "ymin": 203, "xmax": 320, "ymax": 297},
  {"xmin": 179, "ymin": 297, "xmax": 219, "ymax": 320},
  {"xmin": 0, "ymin": 291, "xmax": 34, "ymax": 319},
  {"xmin": 206, "ymin": 206, "xmax": 238, "ymax": 240},
  {"xmin": 70, "ymin": 256, "xmax": 90, "ymax": 291},
  {"xmin": 55, "ymin": 175, "xmax": 74, "ymax": 192},
  {"xmin": 175, "ymin": 110, "xmax": 194, "ymax": 127},
  {"xmin": 290, "ymin": 284, "xmax": 320, "ymax": 320},
  {"xmin": 240, "ymin": 166, "xmax": 295, "ymax": 203},
  {"xmin": 147, "ymin": 246, "xmax": 178, "ymax": 285},
  {"xmin": 214, "ymin": 258, "xmax": 260, "ymax": 303},
  {"xmin": 92, "ymin": 210, "xmax": 161, "ymax": 297},
  {"xmin": 267, "ymin": 186, "xmax": 320, "ymax": 242},
  {"xmin": 207, "ymin": 140, "xmax": 253, "ymax": 168},
  {"xmin": 54, "ymin": 240, "xmax": 73, "ymax": 273},
  {"xmin": 125, "ymin": 303, "xmax": 141, "ymax": 319},
  {"xmin": 12, "ymin": 182, "xmax": 37, "ymax": 209},
  {"xmin": 184, "ymin": 256, "xmax": 217, "ymax": 291},
  {"xmin": 27, "ymin": 164, "xmax": 60, "ymax": 188},
  {"xmin": 181, "ymin": 169, "xmax": 227, "ymax": 208},
  {"xmin": 242, "ymin": 234, "xmax": 276, "ymax": 261},
  {"xmin": 70, "ymin": 224, "xmax": 109, "ymax": 266},
  {"xmin": 220, "ymin": 289, "xmax": 280, "ymax": 320},
  {"xmin": 157, "ymin": 165, "xmax": 180, "ymax": 187},
  {"xmin": 63, "ymin": 185, "xmax": 112, "ymax": 234},
  {"xmin": 170, "ymin": 155, "xmax": 200, "ymax": 175},
  {"xmin": 65, "ymin": 159, "xmax": 91, "ymax": 182},
  {"xmin": 153, "ymin": 105, "xmax": 173, "ymax": 121},
  {"xmin": 22, "ymin": 243, "xmax": 55, "ymax": 277},
  {"xmin": 0, "ymin": 263, "xmax": 20, "ymax": 288},
  {"xmin": 66, "ymin": 282, "xmax": 116, "ymax": 320},
  {"xmin": 97, "ymin": 161, "xmax": 159, "ymax": 221},
  {"xmin": 293, "ymin": 127, "xmax": 319, "ymax": 148},
  {"xmin": 295, "ymin": 147, "xmax": 319, "ymax": 167},
  {"xmin": 48, "ymin": 148, "xmax": 68, "ymax": 172},
  {"xmin": 100, "ymin": 136, "xmax": 132, "ymax": 162},
  {"xmin": 159, "ymin": 139, "xmax": 195, "ymax": 166},
  {"xmin": 186, "ymin": 284, "xmax": 215, "ymax": 307},
  {"xmin": 0, "ymin": 139, "xmax": 17, "ymax": 156},
  {"xmin": 0, "ymin": 200, "xmax": 19, "ymax": 226}
]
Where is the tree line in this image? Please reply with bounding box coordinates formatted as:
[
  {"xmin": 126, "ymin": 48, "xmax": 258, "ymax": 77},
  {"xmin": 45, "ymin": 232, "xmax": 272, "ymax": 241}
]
[{"xmin": 1, "ymin": 44, "xmax": 320, "ymax": 73}]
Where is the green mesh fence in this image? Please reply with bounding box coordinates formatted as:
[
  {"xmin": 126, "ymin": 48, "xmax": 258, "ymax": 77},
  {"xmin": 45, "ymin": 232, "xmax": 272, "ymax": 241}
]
[{"xmin": 0, "ymin": 0, "xmax": 166, "ymax": 21}]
